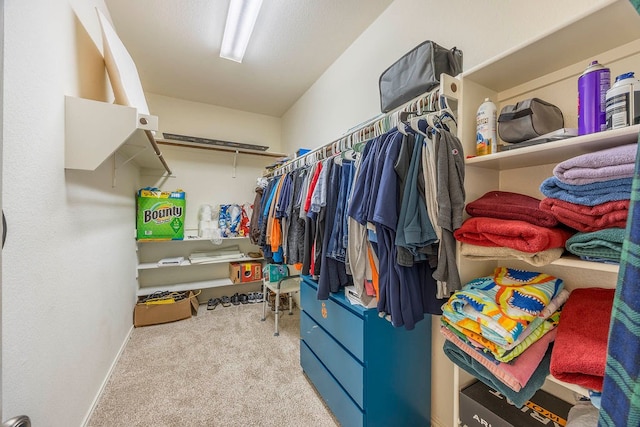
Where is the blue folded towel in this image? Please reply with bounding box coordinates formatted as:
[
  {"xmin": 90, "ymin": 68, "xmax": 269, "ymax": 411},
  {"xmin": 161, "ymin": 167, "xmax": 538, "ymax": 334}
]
[
  {"xmin": 443, "ymin": 340, "xmax": 551, "ymax": 408},
  {"xmin": 540, "ymin": 176, "xmax": 632, "ymax": 206}
]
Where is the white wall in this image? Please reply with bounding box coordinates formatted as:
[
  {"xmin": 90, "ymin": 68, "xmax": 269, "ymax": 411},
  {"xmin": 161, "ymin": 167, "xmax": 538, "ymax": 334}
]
[
  {"xmin": 2, "ymin": 1, "xmax": 141, "ymax": 425},
  {"xmin": 141, "ymin": 144, "xmax": 275, "ymax": 232},
  {"xmin": 282, "ymin": 0, "xmax": 609, "ymax": 154},
  {"xmin": 144, "ymin": 93, "xmax": 283, "ymax": 231},
  {"xmin": 147, "ymin": 93, "xmax": 283, "ymax": 154},
  {"xmin": 280, "ymin": 1, "xmax": 609, "ymax": 426}
]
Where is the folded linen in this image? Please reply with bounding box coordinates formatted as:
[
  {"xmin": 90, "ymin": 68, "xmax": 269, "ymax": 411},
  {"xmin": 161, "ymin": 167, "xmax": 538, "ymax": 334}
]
[
  {"xmin": 443, "ymin": 309, "xmax": 561, "ymax": 363},
  {"xmin": 441, "ymin": 267, "xmax": 564, "ymax": 347},
  {"xmin": 459, "ymin": 243, "xmax": 564, "ymax": 267},
  {"xmin": 539, "ymin": 197, "xmax": 629, "ymax": 232},
  {"xmin": 441, "ymin": 325, "xmax": 557, "ymax": 392},
  {"xmin": 540, "ymin": 176, "xmax": 632, "ymax": 206},
  {"xmin": 453, "ymin": 217, "xmax": 574, "ymax": 253},
  {"xmin": 550, "ymin": 287, "xmax": 614, "ymax": 391},
  {"xmin": 443, "ymin": 289, "xmax": 567, "ymax": 356},
  {"xmin": 553, "ymin": 143, "xmax": 637, "ymax": 185},
  {"xmin": 443, "ymin": 339, "xmax": 552, "ymax": 408},
  {"xmin": 565, "ymin": 228, "xmax": 626, "ymax": 261},
  {"xmin": 465, "ymin": 191, "xmax": 558, "ymax": 227}
]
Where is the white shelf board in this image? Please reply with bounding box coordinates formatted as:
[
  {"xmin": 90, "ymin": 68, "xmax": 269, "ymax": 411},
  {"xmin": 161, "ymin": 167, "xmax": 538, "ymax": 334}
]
[
  {"xmin": 550, "ymin": 255, "xmax": 619, "ymax": 273},
  {"xmin": 136, "ymin": 235, "xmax": 250, "ymax": 244},
  {"xmin": 461, "ymin": 254, "xmax": 620, "ymax": 274},
  {"xmin": 462, "ymin": 0, "xmax": 640, "ymax": 92},
  {"xmin": 136, "ymin": 278, "xmax": 262, "ymax": 296},
  {"xmin": 545, "ymin": 375, "xmax": 589, "ymax": 397},
  {"xmin": 65, "ymin": 96, "xmax": 169, "ymax": 172},
  {"xmin": 138, "ymin": 256, "xmax": 263, "ymax": 270},
  {"xmin": 466, "ymin": 125, "xmax": 639, "ymax": 170},
  {"xmin": 156, "ymin": 138, "xmax": 287, "ymax": 159}
]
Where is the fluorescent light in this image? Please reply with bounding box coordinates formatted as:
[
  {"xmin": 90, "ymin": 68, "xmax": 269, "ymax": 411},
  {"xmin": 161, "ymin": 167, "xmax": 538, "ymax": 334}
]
[{"xmin": 220, "ymin": 0, "xmax": 263, "ymax": 63}]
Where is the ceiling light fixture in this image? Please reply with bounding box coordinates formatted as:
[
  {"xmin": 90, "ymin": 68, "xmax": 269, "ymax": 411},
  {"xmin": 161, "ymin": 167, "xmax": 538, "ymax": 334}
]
[{"xmin": 220, "ymin": 0, "xmax": 264, "ymax": 63}]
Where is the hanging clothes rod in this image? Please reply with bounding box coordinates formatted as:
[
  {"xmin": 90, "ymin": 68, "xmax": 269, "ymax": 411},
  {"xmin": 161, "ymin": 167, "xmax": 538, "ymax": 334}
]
[{"xmin": 264, "ymin": 75, "xmax": 459, "ymax": 177}]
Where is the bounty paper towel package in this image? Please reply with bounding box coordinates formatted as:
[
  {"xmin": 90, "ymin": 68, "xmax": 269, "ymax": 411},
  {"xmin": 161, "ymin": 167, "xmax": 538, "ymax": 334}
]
[{"xmin": 136, "ymin": 188, "xmax": 185, "ymax": 240}]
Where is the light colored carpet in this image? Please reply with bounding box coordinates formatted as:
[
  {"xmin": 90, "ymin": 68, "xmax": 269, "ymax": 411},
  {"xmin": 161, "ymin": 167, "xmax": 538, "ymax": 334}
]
[{"xmin": 88, "ymin": 302, "xmax": 339, "ymax": 427}]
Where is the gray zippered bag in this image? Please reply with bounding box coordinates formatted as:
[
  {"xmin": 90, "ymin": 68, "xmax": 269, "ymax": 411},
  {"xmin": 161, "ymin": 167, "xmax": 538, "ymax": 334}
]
[
  {"xmin": 498, "ymin": 98, "xmax": 564, "ymax": 143},
  {"xmin": 379, "ymin": 41, "xmax": 463, "ymax": 113}
]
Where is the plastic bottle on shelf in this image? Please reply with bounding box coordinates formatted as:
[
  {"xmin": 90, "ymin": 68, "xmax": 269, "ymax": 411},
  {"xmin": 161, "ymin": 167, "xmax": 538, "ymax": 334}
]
[
  {"xmin": 476, "ymin": 98, "xmax": 498, "ymax": 156},
  {"xmin": 605, "ymin": 71, "xmax": 640, "ymax": 130}
]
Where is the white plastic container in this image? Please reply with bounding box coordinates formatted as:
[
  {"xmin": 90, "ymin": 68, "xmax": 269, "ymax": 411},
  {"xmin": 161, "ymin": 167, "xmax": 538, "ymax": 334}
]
[
  {"xmin": 198, "ymin": 204, "xmax": 214, "ymax": 238},
  {"xmin": 605, "ymin": 72, "xmax": 640, "ymax": 130},
  {"xmin": 476, "ymin": 98, "xmax": 498, "ymax": 155}
]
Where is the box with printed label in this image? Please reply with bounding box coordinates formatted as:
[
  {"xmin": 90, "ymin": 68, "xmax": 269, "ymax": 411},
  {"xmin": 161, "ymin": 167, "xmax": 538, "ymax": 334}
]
[
  {"xmin": 136, "ymin": 188, "xmax": 186, "ymax": 240},
  {"xmin": 460, "ymin": 381, "xmax": 572, "ymax": 427},
  {"xmin": 262, "ymin": 264, "xmax": 289, "ymax": 283},
  {"xmin": 229, "ymin": 262, "xmax": 263, "ymax": 284}
]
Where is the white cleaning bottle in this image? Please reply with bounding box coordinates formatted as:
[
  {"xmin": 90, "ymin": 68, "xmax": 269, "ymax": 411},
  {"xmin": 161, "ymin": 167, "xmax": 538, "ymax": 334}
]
[{"xmin": 476, "ymin": 98, "xmax": 498, "ymax": 155}]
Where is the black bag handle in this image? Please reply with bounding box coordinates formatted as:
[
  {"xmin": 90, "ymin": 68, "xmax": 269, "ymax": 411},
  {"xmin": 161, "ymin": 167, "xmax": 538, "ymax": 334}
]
[{"xmin": 498, "ymin": 108, "xmax": 533, "ymax": 122}]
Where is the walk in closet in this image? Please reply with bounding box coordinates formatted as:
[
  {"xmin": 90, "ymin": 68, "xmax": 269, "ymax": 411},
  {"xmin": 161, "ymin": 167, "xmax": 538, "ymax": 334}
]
[{"xmin": 9, "ymin": 1, "xmax": 640, "ymax": 426}]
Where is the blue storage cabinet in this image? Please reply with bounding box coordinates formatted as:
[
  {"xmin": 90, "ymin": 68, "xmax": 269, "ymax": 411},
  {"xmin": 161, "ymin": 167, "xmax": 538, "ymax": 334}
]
[{"xmin": 300, "ymin": 276, "xmax": 431, "ymax": 427}]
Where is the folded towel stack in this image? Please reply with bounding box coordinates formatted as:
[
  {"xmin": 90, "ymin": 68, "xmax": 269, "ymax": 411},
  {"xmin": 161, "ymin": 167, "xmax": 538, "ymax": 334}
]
[
  {"xmin": 539, "ymin": 198, "xmax": 629, "ymax": 232},
  {"xmin": 550, "ymin": 287, "xmax": 615, "ymax": 392},
  {"xmin": 539, "ymin": 143, "xmax": 636, "ymax": 263},
  {"xmin": 441, "ymin": 267, "xmax": 566, "ymax": 407},
  {"xmin": 565, "ymin": 228, "xmax": 626, "ymax": 263},
  {"xmin": 455, "ymin": 191, "xmax": 572, "ymax": 266},
  {"xmin": 552, "ymin": 143, "xmax": 637, "ymax": 185},
  {"xmin": 465, "ymin": 191, "xmax": 559, "ymax": 227}
]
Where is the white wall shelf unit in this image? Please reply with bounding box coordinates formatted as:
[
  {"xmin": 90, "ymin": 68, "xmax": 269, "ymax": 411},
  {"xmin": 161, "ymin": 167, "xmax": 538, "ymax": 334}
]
[
  {"xmin": 136, "ymin": 278, "xmax": 263, "ymax": 297},
  {"xmin": 466, "ymin": 124, "xmax": 640, "ymax": 171},
  {"xmin": 138, "ymin": 255, "xmax": 263, "ymax": 270},
  {"xmin": 156, "ymin": 138, "xmax": 287, "ymax": 158},
  {"xmin": 452, "ymin": 0, "xmax": 640, "ymax": 425},
  {"xmin": 136, "ymin": 230, "xmax": 252, "ymax": 243},
  {"xmin": 65, "ymin": 96, "xmax": 171, "ymax": 174},
  {"xmin": 136, "ymin": 236, "xmax": 262, "ymax": 297}
]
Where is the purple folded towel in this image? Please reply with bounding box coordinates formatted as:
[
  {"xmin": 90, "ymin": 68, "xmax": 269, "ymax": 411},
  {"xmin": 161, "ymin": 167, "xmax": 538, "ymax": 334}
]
[{"xmin": 553, "ymin": 143, "xmax": 637, "ymax": 185}]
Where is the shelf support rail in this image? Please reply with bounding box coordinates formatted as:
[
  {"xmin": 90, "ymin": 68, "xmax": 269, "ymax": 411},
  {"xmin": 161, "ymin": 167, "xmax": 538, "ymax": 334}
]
[
  {"xmin": 232, "ymin": 150, "xmax": 239, "ymax": 178},
  {"xmin": 143, "ymin": 128, "xmax": 172, "ymax": 176}
]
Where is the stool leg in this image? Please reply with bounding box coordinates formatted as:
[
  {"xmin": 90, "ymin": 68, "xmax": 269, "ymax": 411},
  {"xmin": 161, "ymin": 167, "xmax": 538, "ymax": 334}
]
[
  {"xmin": 261, "ymin": 281, "xmax": 266, "ymax": 321},
  {"xmin": 274, "ymin": 288, "xmax": 280, "ymax": 336},
  {"xmin": 288, "ymin": 293, "xmax": 293, "ymax": 315}
]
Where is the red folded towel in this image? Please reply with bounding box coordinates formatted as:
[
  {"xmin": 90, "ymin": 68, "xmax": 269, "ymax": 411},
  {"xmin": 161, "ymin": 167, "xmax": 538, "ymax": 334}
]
[
  {"xmin": 453, "ymin": 217, "xmax": 573, "ymax": 253},
  {"xmin": 539, "ymin": 197, "xmax": 629, "ymax": 232},
  {"xmin": 550, "ymin": 287, "xmax": 614, "ymax": 391},
  {"xmin": 465, "ymin": 191, "xmax": 559, "ymax": 227}
]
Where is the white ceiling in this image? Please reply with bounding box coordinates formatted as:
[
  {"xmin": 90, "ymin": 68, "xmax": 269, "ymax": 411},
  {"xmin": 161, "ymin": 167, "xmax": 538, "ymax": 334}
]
[{"xmin": 104, "ymin": 0, "xmax": 394, "ymax": 117}]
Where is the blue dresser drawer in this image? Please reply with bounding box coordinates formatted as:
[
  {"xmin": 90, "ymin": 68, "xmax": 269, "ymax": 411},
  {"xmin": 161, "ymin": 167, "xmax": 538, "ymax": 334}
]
[
  {"xmin": 300, "ymin": 340, "xmax": 364, "ymax": 427},
  {"xmin": 301, "ymin": 278, "xmax": 364, "ymax": 361},
  {"xmin": 301, "ymin": 311, "xmax": 364, "ymax": 408}
]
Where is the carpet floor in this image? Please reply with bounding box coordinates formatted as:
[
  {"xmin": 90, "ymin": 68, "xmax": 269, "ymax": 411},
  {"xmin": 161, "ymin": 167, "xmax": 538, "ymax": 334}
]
[{"xmin": 87, "ymin": 302, "xmax": 338, "ymax": 427}]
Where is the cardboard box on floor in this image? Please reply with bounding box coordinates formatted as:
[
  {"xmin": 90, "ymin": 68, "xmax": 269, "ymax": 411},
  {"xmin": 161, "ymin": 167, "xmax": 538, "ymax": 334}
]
[
  {"xmin": 460, "ymin": 381, "xmax": 572, "ymax": 427},
  {"xmin": 133, "ymin": 291, "xmax": 198, "ymax": 327},
  {"xmin": 229, "ymin": 262, "xmax": 262, "ymax": 284}
]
